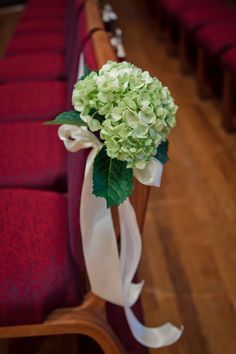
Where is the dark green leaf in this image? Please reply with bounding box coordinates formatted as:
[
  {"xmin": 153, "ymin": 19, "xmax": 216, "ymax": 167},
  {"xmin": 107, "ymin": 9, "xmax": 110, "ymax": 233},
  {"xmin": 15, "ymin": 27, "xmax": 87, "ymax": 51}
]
[
  {"xmin": 93, "ymin": 146, "xmax": 134, "ymax": 207},
  {"xmin": 155, "ymin": 140, "xmax": 169, "ymax": 164},
  {"xmin": 85, "ymin": 64, "xmax": 91, "ymax": 76},
  {"xmin": 79, "ymin": 64, "xmax": 91, "ymax": 81},
  {"xmin": 44, "ymin": 111, "xmax": 87, "ymax": 126}
]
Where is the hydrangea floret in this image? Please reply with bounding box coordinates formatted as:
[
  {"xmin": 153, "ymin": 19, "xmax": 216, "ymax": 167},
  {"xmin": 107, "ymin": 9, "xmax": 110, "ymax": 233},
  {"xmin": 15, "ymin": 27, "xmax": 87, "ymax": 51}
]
[
  {"xmin": 46, "ymin": 61, "xmax": 177, "ymax": 207},
  {"xmin": 72, "ymin": 61, "xmax": 177, "ymax": 169}
]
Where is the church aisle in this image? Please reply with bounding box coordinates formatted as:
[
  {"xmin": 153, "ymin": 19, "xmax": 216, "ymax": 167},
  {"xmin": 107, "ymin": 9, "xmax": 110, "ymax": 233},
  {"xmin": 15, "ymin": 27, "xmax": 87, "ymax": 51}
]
[{"xmin": 109, "ymin": 1, "xmax": 236, "ymax": 353}]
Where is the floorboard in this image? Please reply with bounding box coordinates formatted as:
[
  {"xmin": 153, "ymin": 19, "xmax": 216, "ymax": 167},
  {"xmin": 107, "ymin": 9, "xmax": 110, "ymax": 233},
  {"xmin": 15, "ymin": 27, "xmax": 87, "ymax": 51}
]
[{"xmin": 109, "ymin": 1, "xmax": 236, "ymax": 353}]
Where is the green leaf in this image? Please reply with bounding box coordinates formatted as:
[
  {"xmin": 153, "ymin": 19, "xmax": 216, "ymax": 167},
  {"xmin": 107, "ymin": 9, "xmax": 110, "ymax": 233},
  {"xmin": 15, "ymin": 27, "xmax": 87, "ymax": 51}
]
[
  {"xmin": 93, "ymin": 146, "xmax": 134, "ymax": 207},
  {"xmin": 155, "ymin": 140, "xmax": 169, "ymax": 164},
  {"xmin": 45, "ymin": 111, "xmax": 87, "ymax": 126},
  {"xmin": 79, "ymin": 64, "xmax": 91, "ymax": 81}
]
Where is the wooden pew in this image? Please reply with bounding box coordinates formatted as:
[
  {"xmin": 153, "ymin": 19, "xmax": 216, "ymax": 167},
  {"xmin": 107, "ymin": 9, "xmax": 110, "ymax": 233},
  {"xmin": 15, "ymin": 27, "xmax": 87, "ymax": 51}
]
[{"xmin": 0, "ymin": 2, "xmax": 151, "ymax": 353}]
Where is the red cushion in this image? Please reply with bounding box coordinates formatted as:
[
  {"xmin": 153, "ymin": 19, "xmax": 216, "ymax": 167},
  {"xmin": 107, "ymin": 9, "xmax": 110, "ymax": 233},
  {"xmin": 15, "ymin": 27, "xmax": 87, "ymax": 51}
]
[
  {"xmin": 21, "ymin": 8, "xmax": 65, "ymax": 20},
  {"xmin": 159, "ymin": 0, "xmax": 221, "ymax": 16},
  {"xmin": 28, "ymin": 0, "xmax": 67, "ymax": 6},
  {"xmin": 16, "ymin": 18, "xmax": 65, "ymax": 35},
  {"xmin": 83, "ymin": 38, "xmax": 98, "ymax": 72},
  {"xmin": 0, "ymin": 54, "xmax": 65, "ymax": 82},
  {"xmin": 0, "ymin": 188, "xmax": 83, "ymax": 326},
  {"xmin": 0, "ymin": 122, "xmax": 67, "ymax": 191},
  {"xmin": 6, "ymin": 33, "xmax": 65, "ymax": 55},
  {"xmin": 222, "ymin": 47, "xmax": 236, "ymax": 76},
  {"xmin": 196, "ymin": 21, "xmax": 236, "ymax": 55},
  {"xmin": 0, "ymin": 81, "xmax": 66, "ymax": 123},
  {"xmin": 179, "ymin": 6, "xmax": 236, "ymax": 32}
]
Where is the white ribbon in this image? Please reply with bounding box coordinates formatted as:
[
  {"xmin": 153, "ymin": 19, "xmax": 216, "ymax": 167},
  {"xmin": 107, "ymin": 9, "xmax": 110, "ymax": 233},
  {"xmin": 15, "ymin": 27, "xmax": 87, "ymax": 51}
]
[
  {"xmin": 77, "ymin": 53, "xmax": 85, "ymax": 81},
  {"xmin": 58, "ymin": 124, "xmax": 183, "ymax": 348}
]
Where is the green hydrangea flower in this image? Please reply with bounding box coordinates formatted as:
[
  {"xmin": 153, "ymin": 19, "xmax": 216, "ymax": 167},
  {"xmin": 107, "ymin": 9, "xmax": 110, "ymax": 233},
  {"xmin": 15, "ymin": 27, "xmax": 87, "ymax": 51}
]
[{"xmin": 72, "ymin": 61, "xmax": 178, "ymax": 169}]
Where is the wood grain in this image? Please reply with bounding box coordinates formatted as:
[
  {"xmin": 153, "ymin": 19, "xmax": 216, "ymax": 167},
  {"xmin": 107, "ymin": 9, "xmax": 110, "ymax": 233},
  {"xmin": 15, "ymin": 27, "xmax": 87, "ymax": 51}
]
[
  {"xmin": 91, "ymin": 29, "xmax": 117, "ymax": 65},
  {"xmin": 1, "ymin": 1, "xmax": 236, "ymax": 353},
  {"xmin": 108, "ymin": 1, "xmax": 236, "ymax": 354},
  {"xmin": 85, "ymin": 0, "xmax": 105, "ymax": 33}
]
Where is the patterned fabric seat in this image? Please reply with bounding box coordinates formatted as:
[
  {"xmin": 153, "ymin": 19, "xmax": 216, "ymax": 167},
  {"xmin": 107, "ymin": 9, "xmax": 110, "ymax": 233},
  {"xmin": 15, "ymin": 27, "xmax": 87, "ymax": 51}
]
[
  {"xmin": 196, "ymin": 21, "xmax": 236, "ymax": 55},
  {"xmin": 16, "ymin": 0, "xmax": 73, "ymax": 34},
  {"xmin": 5, "ymin": 33, "xmax": 65, "ymax": 55},
  {"xmin": 158, "ymin": 0, "xmax": 221, "ymax": 17},
  {"xmin": 27, "ymin": 0, "xmax": 68, "ymax": 6},
  {"xmin": 21, "ymin": 8, "xmax": 65, "ymax": 21},
  {"xmin": 0, "ymin": 81, "xmax": 66, "ymax": 123},
  {"xmin": 15, "ymin": 18, "xmax": 65, "ymax": 35},
  {"xmin": 1, "ymin": 0, "xmax": 85, "ymax": 81},
  {"xmin": 0, "ymin": 54, "xmax": 65, "ymax": 82},
  {"xmin": 0, "ymin": 188, "xmax": 83, "ymax": 326},
  {"xmin": 28, "ymin": 0, "xmax": 67, "ymax": 5},
  {"xmin": 0, "ymin": 122, "xmax": 67, "ymax": 191},
  {"xmin": 178, "ymin": 5, "xmax": 236, "ymax": 33}
]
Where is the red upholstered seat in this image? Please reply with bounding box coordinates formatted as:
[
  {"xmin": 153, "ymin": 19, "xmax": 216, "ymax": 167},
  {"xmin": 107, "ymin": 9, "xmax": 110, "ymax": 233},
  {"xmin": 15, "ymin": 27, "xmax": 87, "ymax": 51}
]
[
  {"xmin": 196, "ymin": 21, "xmax": 236, "ymax": 55},
  {"xmin": 221, "ymin": 47, "xmax": 236, "ymax": 76},
  {"xmin": 28, "ymin": 0, "xmax": 67, "ymax": 5},
  {"xmin": 0, "ymin": 54, "xmax": 65, "ymax": 82},
  {"xmin": 0, "ymin": 188, "xmax": 83, "ymax": 326},
  {"xmin": 5, "ymin": 33, "xmax": 65, "ymax": 55},
  {"xmin": 83, "ymin": 38, "xmax": 99, "ymax": 72},
  {"xmin": 27, "ymin": 0, "xmax": 68, "ymax": 6},
  {"xmin": 1, "ymin": 2, "xmax": 85, "ymax": 82},
  {"xmin": 178, "ymin": 5, "xmax": 236, "ymax": 32},
  {"xmin": 16, "ymin": 18, "xmax": 65, "ymax": 35},
  {"xmin": 21, "ymin": 8, "xmax": 65, "ymax": 21},
  {"xmin": 159, "ymin": 0, "xmax": 221, "ymax": 16},
  {"xmin": 0, "ymin": 81, "xmax": 66, "ymax": 123},
  {"xmin": 0, "ymin": 122, "xmax": 67, "ymax": 191}
]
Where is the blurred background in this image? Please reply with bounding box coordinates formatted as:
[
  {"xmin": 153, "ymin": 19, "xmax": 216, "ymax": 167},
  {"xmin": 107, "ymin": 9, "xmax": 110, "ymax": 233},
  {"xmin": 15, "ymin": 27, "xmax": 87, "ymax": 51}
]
[{"xmin": 0, "ymin": 0, "xmax": 236, "ymax": 353}]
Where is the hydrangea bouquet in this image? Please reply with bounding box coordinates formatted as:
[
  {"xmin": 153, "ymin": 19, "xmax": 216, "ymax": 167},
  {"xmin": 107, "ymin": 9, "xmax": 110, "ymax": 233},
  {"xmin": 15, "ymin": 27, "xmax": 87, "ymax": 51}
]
[
  {"xmin": 46, "ymin": 61, "xmax": 183, "ymax": 348},
  {"xmin": 47, "ymin": 61, "xmax": 177, "ymax": 207}
]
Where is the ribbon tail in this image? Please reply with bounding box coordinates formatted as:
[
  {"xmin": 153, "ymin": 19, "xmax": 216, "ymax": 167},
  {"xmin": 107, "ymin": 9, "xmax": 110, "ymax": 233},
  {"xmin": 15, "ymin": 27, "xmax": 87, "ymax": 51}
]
[
  {"xmin": 125, "ymin": 307, "xmax": 184, "ymax": 348},
  {"xmin": 80, "ymin": 149, "xmax": 124, "ymax": 305},
  {"xmin": 119, "ymin": 199, "xmax": 183, "ymax": 348},
  {"xmin": 119, "ymin": 200, "xmax": 142, "ymax": 284},
  {"xmin": 119, "ymin": 200, "xmax": 144, "ymax": 306}
]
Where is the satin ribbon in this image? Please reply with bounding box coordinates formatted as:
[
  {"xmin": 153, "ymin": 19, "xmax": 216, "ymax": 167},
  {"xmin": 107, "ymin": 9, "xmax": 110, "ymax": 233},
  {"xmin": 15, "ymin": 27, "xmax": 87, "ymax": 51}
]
[{"xmin": 58, "ymin": 124, "xmax": 183, "ymax": 348}]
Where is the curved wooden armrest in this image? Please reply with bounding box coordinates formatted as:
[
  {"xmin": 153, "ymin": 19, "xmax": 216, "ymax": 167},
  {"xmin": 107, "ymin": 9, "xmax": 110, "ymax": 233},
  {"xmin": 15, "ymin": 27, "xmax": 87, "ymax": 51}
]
[{"xmin": 0, "ymin": 293, "xmax": 125, "ymax": 354}]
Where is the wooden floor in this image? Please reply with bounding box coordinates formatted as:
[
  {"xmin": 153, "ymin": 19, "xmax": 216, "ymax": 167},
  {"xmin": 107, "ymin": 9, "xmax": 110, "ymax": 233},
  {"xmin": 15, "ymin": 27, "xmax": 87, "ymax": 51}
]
[
  {"xmin": 109, "ymin": 0, "xmax": 236, "ymax": 353},
  {"xmin": 1, "ymin": 1, "xmax": 236, "ymax": 353}
]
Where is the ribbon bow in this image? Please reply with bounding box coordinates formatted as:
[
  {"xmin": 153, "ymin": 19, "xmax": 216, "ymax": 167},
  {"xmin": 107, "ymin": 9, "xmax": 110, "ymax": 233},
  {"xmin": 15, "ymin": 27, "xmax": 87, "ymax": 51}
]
[{"xmin": 58, "ymin": 124, "xmax": 183, "ymax": 348}]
